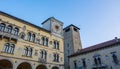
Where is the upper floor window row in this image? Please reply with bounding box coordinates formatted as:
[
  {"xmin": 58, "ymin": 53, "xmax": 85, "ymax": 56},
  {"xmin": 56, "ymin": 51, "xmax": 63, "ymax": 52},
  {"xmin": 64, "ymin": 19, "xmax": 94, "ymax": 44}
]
[
  {"xmin": 26, "ymin": 32, "xmax": 49, "ymax": 46},
  {"xmin": 0, "ymin": 23, "xmax": 19, "ymax": 35}
]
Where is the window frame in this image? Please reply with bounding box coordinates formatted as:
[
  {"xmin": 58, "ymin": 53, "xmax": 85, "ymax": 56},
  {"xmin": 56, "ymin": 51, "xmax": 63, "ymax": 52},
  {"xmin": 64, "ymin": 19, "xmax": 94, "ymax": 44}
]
[{"xmin": 0, "ymin": 23, "xmax": 6, "ymax": 32}]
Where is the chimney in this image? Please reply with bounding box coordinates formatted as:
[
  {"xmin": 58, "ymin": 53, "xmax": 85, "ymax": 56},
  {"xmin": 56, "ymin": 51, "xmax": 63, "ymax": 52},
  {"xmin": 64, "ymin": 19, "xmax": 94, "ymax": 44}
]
[{"xmin": 115, "ymin": 37, "xmax": 118, "ymax": 42}]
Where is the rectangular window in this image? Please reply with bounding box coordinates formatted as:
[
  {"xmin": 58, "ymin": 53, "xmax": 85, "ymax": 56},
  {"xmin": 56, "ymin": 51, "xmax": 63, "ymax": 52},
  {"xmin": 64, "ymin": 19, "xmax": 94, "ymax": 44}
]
[
  {"xmin": 112, "ymin": 53, "xmax": 119, "ymax": 64},
  {"xmin": 74, "ymin": 60, "xmax": 77, "ymax": 69},
  {"xmin": 82, "ymin": 59, "xmax": 86, "ymax": 68}
]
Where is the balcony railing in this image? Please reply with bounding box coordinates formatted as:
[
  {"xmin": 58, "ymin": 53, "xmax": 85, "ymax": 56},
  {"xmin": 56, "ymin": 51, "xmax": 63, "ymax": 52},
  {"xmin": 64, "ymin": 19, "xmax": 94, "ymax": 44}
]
[
  {"xmin": 38, "ymin": 58, "xmax": 46, "ymax": 63},
  {"xmin": 0, "ymin": 31, "xmax": 18, "ymax": 40}
]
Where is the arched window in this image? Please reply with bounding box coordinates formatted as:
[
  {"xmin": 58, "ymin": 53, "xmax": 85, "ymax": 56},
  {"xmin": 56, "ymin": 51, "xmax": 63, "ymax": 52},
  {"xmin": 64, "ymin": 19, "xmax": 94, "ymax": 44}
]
[
  {"xmin": 41, "ymin": 37, "xmax": 48, "ymax": 46},
  {"xmin": 94, "ymin": 56, "xmax": 101, "ymax": 65},
  {"xmin": 54, "ymin": 41, "xmax": 56, "ymax": 49},
  {"xmin": 13, "ymin": 28, "xmax": 19, "ymax": 35},
  {"xmin": 6, "ymin": 25, "xmax": 12, "ymax": 33},
  {"xmin": 57, "ymin": 42, "xmax": 59, "ymax": 49},
  {"xmin": 24, "ymin": 47, "xmax": 32, "ymax": 57},
  {"xmin": 27, "ymin": 32, "xmax": 31, "ymax": 41},
  {"xmin": 24, "ymin": 47, "xmax": 28, "ymax": 56},
  {"xmin": 2, "ymin": 43, "xmax": 10, "ymax": 53},
  {"xmin": 8, "ymin": 44, "xmax": 15, "ymax": 54},
  {"xmin": 29, "ymin": 48, "xmax": 32, "ymax": 57},
  {"xmin": 31, "ymin": 34, "xmax": 35, "ymax": 42},
  {"xmin": 45, "ymin": 51, "xmax": 47, "ymax": 59},
  {"xmin": 41, "ymin": 50, "xmax": 47, "ymax": 59},
  {"xmin": 53, "ymin": 54, "xmax": 56, "ymax": 62},
  {"xmin": 53, "ymin": 53, "xmax": 59, "ymax": 62},
  {"xmin": 42, "ymin": 37, "xmax": 45, "ymax": 45},
  {"xmin": 94, "ymin": 58, "xmax": 98, "ymax": 65},
  {"xmin": 0, "ymin": 23, "xmax": 6, "ymax": 31},
  {"xmin": 98, "ymin": 57, "xmax": 101, "ymax": 64},
  {"xmin": 54, "ymin": 41, "xmax": 59, "ymax": 50},
  {"xmin": 2, "ymin": 43, "xmax": 15, "ymax": 54},
  {"xmin": 46, "ymin": 38, "xmax": 48, "ymax": 46},
  {"xmin": 56, "ymin": 54, "xmax": 59, "ymax": 62},
  {"xmin": 41, "ymin": 50, "xmax": 44, "ymax": 58}
]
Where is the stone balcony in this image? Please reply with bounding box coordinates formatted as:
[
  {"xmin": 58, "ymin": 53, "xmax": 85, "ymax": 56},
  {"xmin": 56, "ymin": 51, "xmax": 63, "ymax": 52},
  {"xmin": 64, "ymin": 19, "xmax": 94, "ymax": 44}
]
[{"xmin": 0, "ymin": 31, "xmax": 18, "ymax": 40}]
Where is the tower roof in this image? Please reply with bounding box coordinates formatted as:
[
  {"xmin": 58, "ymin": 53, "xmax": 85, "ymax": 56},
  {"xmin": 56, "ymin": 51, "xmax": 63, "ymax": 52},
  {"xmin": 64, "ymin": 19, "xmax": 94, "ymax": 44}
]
[
  {"xmin": 63, "ymin": 24, "xmax": 80, "ymax": 30},
  {"xmin": 41, "ymin": 17, "xmax": 63, "ymax": 25}
]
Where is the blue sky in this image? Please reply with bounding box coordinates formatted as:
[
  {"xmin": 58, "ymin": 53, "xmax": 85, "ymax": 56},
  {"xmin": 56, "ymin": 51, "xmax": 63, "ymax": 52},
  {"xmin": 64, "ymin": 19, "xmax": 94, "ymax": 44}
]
[{"xmin": 0, "ymin": 0, "xmax": 120, "ymax": 48}]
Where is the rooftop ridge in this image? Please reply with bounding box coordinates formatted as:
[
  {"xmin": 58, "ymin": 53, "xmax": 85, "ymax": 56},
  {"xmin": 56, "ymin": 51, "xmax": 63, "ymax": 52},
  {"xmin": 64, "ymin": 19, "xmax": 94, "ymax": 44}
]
[
  {"xmin": 69, "ymin": 38, "xmax": 120, "ymax": 57},
  {"xmin": 41, "ymin": 17, "xmax": 63, "ymax": 25},
  {"xmin": 0, "ymin": 11, "xmax": 50, "ymax": 33}
]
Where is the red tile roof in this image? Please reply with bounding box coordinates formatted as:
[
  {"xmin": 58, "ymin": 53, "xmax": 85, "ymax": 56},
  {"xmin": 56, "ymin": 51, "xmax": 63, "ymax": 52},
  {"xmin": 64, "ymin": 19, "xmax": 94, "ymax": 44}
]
[{"xmin": 69, "ymin": 38, "xmax": 120, "ymax": 58}]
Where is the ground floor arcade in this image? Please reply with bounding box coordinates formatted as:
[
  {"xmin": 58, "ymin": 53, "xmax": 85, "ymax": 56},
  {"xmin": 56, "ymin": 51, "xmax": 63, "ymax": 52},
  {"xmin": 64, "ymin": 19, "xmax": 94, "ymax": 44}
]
[{"xmin": 0, "ymin": 56, "xmax": 64, "ymax": 69}]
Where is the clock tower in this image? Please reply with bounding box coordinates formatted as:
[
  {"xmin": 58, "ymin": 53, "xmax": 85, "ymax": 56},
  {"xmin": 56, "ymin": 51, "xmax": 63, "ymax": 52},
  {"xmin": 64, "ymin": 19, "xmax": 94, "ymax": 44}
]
[{"xmin": 42, "ymin": 17, "xmax": 63, "ymax": 38}]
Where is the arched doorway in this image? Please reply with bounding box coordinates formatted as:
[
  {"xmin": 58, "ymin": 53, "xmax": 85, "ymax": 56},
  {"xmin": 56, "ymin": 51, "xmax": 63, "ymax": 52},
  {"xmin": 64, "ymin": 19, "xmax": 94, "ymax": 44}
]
[
  {"xmin": 0, "ymin": 59, "xmax": 12, "ymax": 69},
  {"xmin": 36, "ymin": 65, "xmax": 47, "ymax": 69},
  {"xmin": 52, "ymin": 66, "xmax": 59, "ymax": 69},
  {"xmin": 17, "ymin": 62, "xmax": 31, "ymax": 69}
]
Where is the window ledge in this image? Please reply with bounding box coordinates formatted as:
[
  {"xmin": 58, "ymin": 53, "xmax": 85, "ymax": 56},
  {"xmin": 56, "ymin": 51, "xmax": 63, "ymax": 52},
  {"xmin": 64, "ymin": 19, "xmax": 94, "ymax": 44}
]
[
  {"xmin": 22, "ymin": 55, "xmax": 32, "ymax": 58},
  {"xmin": 1, "ymin": 51, "xmax": 14, "ymax": 55},
  {"xmin": 53, "ymin": 61, "xmax": 60, "ymax": 63}
]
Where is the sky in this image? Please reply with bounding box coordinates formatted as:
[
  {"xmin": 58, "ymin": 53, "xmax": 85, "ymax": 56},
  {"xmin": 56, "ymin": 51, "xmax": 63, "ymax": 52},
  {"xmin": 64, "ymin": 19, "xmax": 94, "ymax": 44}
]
[{"xmin": 0, "ymin": 0, "xmax": 120, "ymax": 48}]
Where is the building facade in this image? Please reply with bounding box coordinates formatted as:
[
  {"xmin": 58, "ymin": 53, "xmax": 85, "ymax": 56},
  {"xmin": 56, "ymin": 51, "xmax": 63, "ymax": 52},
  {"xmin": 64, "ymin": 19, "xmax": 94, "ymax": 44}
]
[
  {"xmin": 63, "ymin": 25, "xmax": 82, "ymax": 69},
  {"xmin": 69, "ymin": 38, "xmax": 120, "ymax": 69},
  {"xmin": 0, "ymin": 11, "xmax": 64, "ymax": 69}
]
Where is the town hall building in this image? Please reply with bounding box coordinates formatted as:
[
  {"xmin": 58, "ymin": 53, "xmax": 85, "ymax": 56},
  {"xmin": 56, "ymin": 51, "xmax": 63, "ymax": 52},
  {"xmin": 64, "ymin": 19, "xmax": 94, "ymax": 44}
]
[{"xmin": 0, "ymin": 11, "xmax": 64, "ymax": 69}]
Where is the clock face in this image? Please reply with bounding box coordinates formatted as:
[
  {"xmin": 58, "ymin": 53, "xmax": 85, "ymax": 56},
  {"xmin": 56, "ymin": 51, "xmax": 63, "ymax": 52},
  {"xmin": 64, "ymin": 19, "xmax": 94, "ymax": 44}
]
[
  {"xmin": 55, "ymin": 25, "xmax": 60, "ymax": 31},
  {"xmin": 52, "ymin": 23, "xmax": 61, "ymax": 34},
  {"xmin": 51, "ymin": 19, "xmax": 62, "ymax": 36}
]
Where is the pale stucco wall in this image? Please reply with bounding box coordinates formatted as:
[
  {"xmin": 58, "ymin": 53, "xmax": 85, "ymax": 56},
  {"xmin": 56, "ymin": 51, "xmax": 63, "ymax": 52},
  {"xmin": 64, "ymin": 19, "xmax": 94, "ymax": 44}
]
[{"xmin": 70, "ymin": 44, "xmax": 120, "ymax": 69}]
